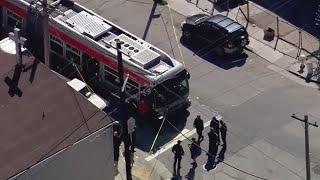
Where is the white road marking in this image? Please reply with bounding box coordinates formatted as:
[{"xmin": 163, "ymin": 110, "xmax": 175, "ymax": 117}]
[{"xmin": 144, "ymin": 115, "xmax": 222, "ymax": 162}]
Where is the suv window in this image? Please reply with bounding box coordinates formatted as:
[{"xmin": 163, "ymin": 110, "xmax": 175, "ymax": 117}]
[
  {"xmin": 230, "ymin": 28, "xmax": 246, "ymax": 38},
  {"xmin": 196, "ymin": 22, "xmax": 212, "ymax": 40}
]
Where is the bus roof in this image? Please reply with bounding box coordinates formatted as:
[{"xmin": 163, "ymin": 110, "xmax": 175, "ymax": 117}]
[{"xmin": 46, "ymin": 1, "xmax": 185, "ymax": 85}]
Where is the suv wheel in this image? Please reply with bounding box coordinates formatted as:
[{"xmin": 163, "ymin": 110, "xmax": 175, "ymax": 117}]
[{"xmin": 183, "ymin": 30, "xmax": 192, "ymax": 41}]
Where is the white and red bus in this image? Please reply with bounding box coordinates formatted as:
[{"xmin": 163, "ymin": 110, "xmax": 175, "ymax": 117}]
[{"xmin": 0, "ymin": 0, "xmax": 190, "ymax": 115}]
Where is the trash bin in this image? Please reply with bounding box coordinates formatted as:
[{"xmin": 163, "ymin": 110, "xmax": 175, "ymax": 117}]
[{"xmin": 263, "ymin": 27, "xmax": 275, "ymax": 41}]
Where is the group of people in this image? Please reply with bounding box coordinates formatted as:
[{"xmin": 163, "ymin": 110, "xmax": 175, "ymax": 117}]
[{"xmin": 172, "ymin": 115, "xmax": 227, "ymax": 172}]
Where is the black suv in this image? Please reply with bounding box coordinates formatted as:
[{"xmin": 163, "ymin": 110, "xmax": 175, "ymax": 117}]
[{"xmin": 181, "ymin": 14, "xmax": 249, "ymax": 56}]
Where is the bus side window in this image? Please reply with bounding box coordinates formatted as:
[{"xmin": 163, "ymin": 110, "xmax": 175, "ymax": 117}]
[
  {"xmin": 104, "ymin": 65, "xmax": 120, "ymax": 86},
  {"xmin": 7, "ymin": 10, "xmax": 22, "ymax": 29},
  {"xmin": 126, "ymin": 78, "xmax": 139, "ymax": 95}
]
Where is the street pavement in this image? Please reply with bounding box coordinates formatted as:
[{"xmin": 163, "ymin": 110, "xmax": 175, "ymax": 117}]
[{"xmin": 73, "ymin": 0, "xmax": 320, "ymax": 179}]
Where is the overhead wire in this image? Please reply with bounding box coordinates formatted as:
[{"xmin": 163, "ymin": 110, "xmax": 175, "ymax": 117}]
[
  {"xmin": 307, "ymin": 113, "xmax": 320, "ymax": 122},
  {"xmin": 35, "ymin": 2, "xmax": 299, "ymax": 179}
]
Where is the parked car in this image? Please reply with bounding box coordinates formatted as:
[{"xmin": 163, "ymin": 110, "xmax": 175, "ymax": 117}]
[
  {"xmin": 67, "ymin": 78, "xmax": 109, "ymax": 110},
  {"xmin": 181, "ymin": 14, "xmax": 249, "ymax": 56}
]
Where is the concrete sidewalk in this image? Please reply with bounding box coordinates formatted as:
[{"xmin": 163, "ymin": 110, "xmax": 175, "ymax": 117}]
[
  {"xmin": 115, "ymin": 146, "xmax": 172, "ymax": 180},
  {"xmin": 168, "ymin": 0, "xmax": 320, "ymax": 86}
]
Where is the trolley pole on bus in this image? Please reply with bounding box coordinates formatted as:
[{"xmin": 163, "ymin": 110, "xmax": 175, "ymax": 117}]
[
  {"xmin": 117, "ymin": 41, "xmax": 132, "ymax": 180},
  {"xmin": 291, "ymin": 114, "xmax": 318, "ymax": 180},
  {"xmin": 42, "ymin": 0, "xmax": 50, "ymax": 68}
]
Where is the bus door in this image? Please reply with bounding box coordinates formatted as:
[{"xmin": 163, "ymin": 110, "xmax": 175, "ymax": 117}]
[{"xmin": 82, "ymin": 53, "xmax": 99, "ymax": 82}]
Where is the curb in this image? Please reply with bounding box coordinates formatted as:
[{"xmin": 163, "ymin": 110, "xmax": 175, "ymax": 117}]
[
  {"xmin": 287, "ymin": 70, "xmax": 320, "ymax": 85},
  {"xmin": 135, "ymin": 149, "xmax": 173, "ymax": 180}
]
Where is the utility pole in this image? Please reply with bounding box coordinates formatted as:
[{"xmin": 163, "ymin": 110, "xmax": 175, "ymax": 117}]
[
  {"xmin": 9, "ymin": 27, "xmax": 27, "ymax": 66},
  {"xmin": 291, "ymin": 114, "xmax": 319, "ymax": 180},
  {"xmin": 246, "ymin": 0, "xmax": 249, "ymax": 28},
  {"xmin": 116, "ymin": 41, "xmax": 132, "ymax": 180},
  {"xmin": 42, "ymin": 0, "xmax": 50, "ymax": 68}
]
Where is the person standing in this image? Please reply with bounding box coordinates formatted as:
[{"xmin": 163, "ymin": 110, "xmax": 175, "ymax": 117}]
[
  {"xmin": 172, "ymin": 140, "xmax": 184, "ymax": 170},
  {"xmin": 220, "ymin": 120, "xmax": 227, "ymax": 147},
  {"xmin": 210, "ymin": 116, "xmax": 220, "ymax": 130},
  {"xmin": 210, "ymin": 116, "xmax": 220, "ymax": 141},
  {"xmin": 188, "ymin": 138, "xmax": 198, "ymax": 166},
  {"xmin": 207, "ymin": 128, "xmax": 219, "ymax": 162},
  {"xmin": 113, "ymin": 131, "xmax": 122, "ymax": 164},
  {"xmin": 193, "ymin": 115, "xmax": 204, "ymax": 141}
]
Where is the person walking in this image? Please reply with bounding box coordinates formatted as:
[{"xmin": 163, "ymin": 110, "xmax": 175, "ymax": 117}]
[
  {"xmin": 172, "ymin": 140, "xmax": 184, "ymax": 170},
  {"xmin": 220, "ymin": 120, "xmax": 227, "ymax": 147},
  {"xmin": 188, "ymin": 138, "xmax": 198, "ymax": 166},
  {"xmin": 193, "ymin": 115, "xmax": 204, "ymax": 141}
]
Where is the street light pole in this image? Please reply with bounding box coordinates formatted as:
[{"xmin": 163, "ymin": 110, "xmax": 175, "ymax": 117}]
[
  {"xmin": 117, "ymin": 41, "xmax": 132, "ymax": 180},
  {"xmin": 291, "ymin": 114, "xmax": 318, "ymax": 180}
]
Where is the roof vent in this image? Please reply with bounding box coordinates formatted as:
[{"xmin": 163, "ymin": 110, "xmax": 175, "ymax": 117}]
[
  {"xmin": 66, "ymin": 11, "xmax": 112, "ymax": 39},
  {"xmin": 107, "ymin": 34, "xmax": 161, "ymax": 69},
  {"xmin": 131, "ymin": 49, "xmax": 160, "ymax": 69}
]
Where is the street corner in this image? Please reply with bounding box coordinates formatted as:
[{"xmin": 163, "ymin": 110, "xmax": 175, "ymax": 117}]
[{"xmin": 131, "ymin": 165, "xmax": 152, "ymax": 180}]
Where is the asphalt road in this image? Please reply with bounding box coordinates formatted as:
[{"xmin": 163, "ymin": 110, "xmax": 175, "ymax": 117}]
[{"xmin": 73, "ymin": 0, "xmax": 320, "ymax": 179}]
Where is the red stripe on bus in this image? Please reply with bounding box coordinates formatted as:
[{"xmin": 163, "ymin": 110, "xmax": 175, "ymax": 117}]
[
  {"xmin": 0, "ymin": 0, "xmax": 27, "ymax": 18},
  {"xmin": 48, "ymin": 26, "xmax": 149, "ymax": 86}
]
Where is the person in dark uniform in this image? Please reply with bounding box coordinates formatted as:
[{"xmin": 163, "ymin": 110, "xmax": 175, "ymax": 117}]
[
  {"xmin": 210, "ymin": 116, "xmax": 220, "ymax": 141},
  {"xmin": 113, "ymin": 131, "xmax": 122, "ymax": 164},
  {"xmin": 210, "ymin": 116, "xmax": 220, "ymax": 130},
  {"xmin": 220, "ymin": 120, "xmax": 227, "ymax": 147},
  {"xmin": 188, "ymin": 138, "xmax": 198, "ymax": 166},
  {"xmin": 172, "ymin": 140, "xmax": 184, "ymax": 170},
  {"xmin": 193, "ymin": 115, "xmax": 204, "ymax": 142},
  {"xmin": 208, "ymin": 128, "xmax": 219, "ymax": 162}
]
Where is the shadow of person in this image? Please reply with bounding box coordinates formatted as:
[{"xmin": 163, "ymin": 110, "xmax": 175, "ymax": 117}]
[
  {"xmin": 172, "ymin": 167, "xmax": 182, "ymax": 180},
  {"xmin": 204, "ymin": 154, "xmax": 216, "ymax": 172},
  {"xmin": 217, "ymin": 145, "xmax": 227, "ymax": 164},
  {"xmin": 5, "ymin": 64, "xmax": 24, "ymax": 97},
  {"xmin": 185, "ymin": 164, "xmax": 197, "ymax": 180},
  {"xmin": 195, "ymin": 140, "xmax": 202, "ymax": 157}
]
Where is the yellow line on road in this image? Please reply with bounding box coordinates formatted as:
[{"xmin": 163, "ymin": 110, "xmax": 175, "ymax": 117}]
[{"xmin": 167, "ymin": 1, "xmax": 186, "ymax": 68}]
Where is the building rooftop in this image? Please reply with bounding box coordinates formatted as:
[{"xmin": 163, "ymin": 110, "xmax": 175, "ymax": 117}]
[{"xmin": 0, "ymin": 52, "xmax": 113, "ymax": 179}]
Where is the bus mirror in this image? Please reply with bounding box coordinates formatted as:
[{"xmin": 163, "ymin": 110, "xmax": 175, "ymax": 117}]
[{"xmin": 186, "ymin": 72, "xmax": 190, "ymax": 79}]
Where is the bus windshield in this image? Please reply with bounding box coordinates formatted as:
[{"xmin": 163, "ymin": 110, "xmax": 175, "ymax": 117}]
[{"xmin": 153, "ymin": 70, "xmax": 189, "ymax": 107}]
